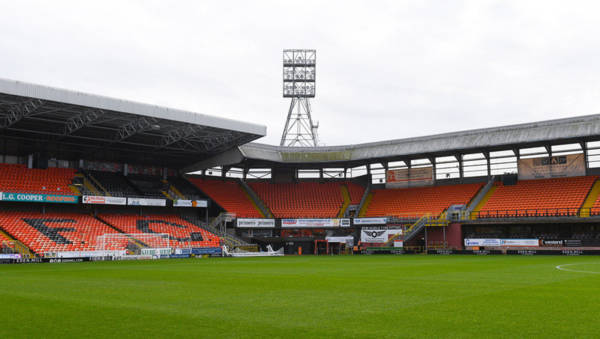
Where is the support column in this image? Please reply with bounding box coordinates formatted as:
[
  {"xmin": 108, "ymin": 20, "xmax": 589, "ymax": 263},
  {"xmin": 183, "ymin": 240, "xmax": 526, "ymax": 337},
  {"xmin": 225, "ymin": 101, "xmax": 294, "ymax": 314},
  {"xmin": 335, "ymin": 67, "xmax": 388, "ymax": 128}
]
[
  {"xmin": 581, "ymin": 142, "xmax": 589, "ymax": 175},
  {"xmin": 429, "ymin": 157, "xmax": 436, "ymax": 181},
  {"xmin": 457, "ymin": 154, "xmax": 464, "ymax": 179},
  {"xmin": 545, "ymin": 145, "xmax": 552, "ymax": 157},
  {"xmin": 221, "ymin": 166, "xmax": 231, "ymax": 178},
  {"xmin": 484, "ymin": 152, "xmax": 491, "ymax": 178}
]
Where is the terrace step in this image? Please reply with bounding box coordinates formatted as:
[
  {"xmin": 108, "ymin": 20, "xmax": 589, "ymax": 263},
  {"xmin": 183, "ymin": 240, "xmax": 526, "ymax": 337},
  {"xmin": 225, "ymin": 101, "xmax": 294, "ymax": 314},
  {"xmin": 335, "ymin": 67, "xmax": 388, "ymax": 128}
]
[
  {"xmin": 580, "ymin": 179, "xmax": 600, "ymax": 217},
  {"xmin": 338, "ymin": 184, "xmax": 351, "ymax": 218},
  {"xmin": 239, "ymin": 180, "xmax": 271, "ymax": 218}
]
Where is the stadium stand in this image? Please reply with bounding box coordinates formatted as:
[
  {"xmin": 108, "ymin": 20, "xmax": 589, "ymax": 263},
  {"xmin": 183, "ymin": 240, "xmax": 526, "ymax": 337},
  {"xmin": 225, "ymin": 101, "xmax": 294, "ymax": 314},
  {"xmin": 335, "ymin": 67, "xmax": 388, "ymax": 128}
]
[
  {"xmin": 0, "ymin": 164, "xmax": 77, "ymax": 195},
  {"xmin": 188, "ymin": 177, "xmax": 263, "ymax": 218},
  {"xmin": 0, "ymin": 231, "xmax": 10, "ymax": 242},
  {"xmin": 86, "ymin": 170, "xmax": 139, "ymax": 197},
  {"xmin": 98, "ymin": 214, "xmax": 221, "ymax": 248},
  {"xmin": 0, "ymin": 211, "xmax": 124, "ymax": 254},
  {"xmin": 478, "ymin": 176, "xmax": 598, "ymax": 217},
  {"xmin": 249, "ymin": 181, "xmax": 363, "ymax": 218},
  {"xmin": 168, "ymin": 177, "xmax": 205, "ymax": 200},
  {"xmin": 365, "ymin": 183, "xmax": 483, "ymax": 218},
  {"xmin": 346, "ymin": 182, "xmax": 365, "ymax": 205},
  {"xmin": 126, "ymin": 174, "xmax": 169, "ymax": 198}
]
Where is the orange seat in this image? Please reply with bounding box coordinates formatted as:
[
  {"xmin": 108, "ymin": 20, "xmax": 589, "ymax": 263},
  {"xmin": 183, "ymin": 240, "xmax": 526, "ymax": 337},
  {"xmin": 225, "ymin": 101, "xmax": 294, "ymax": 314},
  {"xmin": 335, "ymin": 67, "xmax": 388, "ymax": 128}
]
[
  {"xmin": 480, "ymin": 176, "xmax": 597, "ymax": 216},
  {"xmin": 365, "ymin": 183, "xmax": 483, "ymax": 218},
  {"xmin": 0, "ymin": 211, "xmax": 122, "ymax": 255},
  {"xmin": 98, "ymin": 214, "xmax": 221, "ymax": 249},
  {"xmin": 249, "ymin": 181, "xmax": 364, "ymax": 218},
  {"xmin": 188, "ymin": 177, "xmax": 263, "ymax": 218},
  {"xmin": 0, "ymin": 164, "xmax": 76, "ymax": 195}
]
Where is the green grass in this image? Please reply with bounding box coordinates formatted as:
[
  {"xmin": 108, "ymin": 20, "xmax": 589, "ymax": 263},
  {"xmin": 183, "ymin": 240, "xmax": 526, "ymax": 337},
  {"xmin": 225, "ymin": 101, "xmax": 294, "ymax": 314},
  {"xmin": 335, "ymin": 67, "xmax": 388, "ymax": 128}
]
[{"xmin": 2, "ymin": 255, "xmax": 600, "ymax": 338}]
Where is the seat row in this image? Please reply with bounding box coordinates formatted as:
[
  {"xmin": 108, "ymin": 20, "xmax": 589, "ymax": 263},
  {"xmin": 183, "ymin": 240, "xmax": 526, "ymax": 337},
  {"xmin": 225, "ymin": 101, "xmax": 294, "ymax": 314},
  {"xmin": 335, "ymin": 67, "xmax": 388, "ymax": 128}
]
[
  {"xmin": 0, "ymin": 164, "xmax": 76, "ymax": 195},
  {"xmin": 188, "ymin": 177, "xmax": 263, "ymax": 218},
  {"xmin": 249, "ymin": 181, "xmax": 365, "ymax": 218},
  {"xmin": 365, "ymin": 183, "xmax": 483, "ymax": 218}
]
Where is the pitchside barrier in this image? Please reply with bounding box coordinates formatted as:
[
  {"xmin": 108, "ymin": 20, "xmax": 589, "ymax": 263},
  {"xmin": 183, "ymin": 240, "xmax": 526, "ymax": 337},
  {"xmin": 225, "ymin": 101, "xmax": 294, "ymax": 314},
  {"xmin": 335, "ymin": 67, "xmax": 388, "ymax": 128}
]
[{"xmin": 427, "ymin": 249, "xmax": 600, "ymax": 256}]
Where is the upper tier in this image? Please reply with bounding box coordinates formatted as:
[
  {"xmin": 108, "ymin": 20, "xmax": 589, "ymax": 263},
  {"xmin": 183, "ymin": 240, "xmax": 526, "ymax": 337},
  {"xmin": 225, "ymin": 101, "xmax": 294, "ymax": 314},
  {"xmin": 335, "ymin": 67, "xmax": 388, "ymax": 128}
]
[
  {"xmin": 249, "ymin": 181, "xmax": 364, "ymax": 218},
  {"xmin": 479, "ymin": 176, "xmax": 597, "ymax": 216},
  {"xmin": 0, "ymin": 164, "xmax": 76, "ymax": 195},
  {"xmin": 188, "ymin": 177, "xmax": 263, "ymax": 218},
  {"xmin": 365, "ymin": 183, "xmax": 483, "ymax": 218}
]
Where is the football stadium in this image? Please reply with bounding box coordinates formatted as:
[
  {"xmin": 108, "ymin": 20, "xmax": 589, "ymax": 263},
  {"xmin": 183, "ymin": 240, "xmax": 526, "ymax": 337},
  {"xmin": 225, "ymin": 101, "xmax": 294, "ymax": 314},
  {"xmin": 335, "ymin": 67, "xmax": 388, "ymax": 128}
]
[
  {"xmin": 2, "ymin": 75, "xmax": 600, "ymax": 337},
  {"xmin": 3, "ymin": 3, "xmax": 600, "ymax": 337}
]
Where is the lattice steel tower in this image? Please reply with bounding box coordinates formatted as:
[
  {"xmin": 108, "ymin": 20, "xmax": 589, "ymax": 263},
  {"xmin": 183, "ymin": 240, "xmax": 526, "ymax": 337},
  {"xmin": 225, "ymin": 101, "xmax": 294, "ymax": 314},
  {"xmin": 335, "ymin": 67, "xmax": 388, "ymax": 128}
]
[{"xmin": 280, "ymin": 49, "xmax": 318, "ymax": 147}]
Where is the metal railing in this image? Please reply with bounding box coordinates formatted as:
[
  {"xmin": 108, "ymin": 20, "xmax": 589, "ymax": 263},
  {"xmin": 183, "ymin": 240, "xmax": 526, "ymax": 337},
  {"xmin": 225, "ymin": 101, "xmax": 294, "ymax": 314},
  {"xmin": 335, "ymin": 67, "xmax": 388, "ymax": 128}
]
[{"xmin": 469, "ymin": 208, "xmax": 593, "ymax": 219}]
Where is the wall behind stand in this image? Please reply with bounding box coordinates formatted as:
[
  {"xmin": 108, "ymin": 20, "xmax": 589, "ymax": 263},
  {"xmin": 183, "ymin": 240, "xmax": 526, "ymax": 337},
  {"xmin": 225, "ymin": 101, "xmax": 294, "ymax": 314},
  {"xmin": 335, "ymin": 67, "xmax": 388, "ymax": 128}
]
[{"xmin": 425, "ymin": 223, "xmax": 463, "ymax": 249}]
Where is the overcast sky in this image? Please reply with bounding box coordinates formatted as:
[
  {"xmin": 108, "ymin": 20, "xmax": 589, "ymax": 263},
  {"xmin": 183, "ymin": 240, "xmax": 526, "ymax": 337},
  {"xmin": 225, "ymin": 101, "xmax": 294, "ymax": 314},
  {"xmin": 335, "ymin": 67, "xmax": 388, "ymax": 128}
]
[{"xmin": 1, "ymin": 1, "xmax": 599, "ymax": 146}]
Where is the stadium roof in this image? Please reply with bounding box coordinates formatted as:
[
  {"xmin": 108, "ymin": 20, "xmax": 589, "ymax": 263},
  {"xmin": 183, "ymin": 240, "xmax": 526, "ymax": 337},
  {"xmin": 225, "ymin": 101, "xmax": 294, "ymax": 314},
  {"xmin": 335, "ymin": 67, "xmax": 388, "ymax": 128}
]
[
  {"xmin": 186, "ymin": 113, "xmax": 600, "ymax": 170},
  {"xmin": 0, "ymin": 78, "xmax": 266, "ymax": 169}
]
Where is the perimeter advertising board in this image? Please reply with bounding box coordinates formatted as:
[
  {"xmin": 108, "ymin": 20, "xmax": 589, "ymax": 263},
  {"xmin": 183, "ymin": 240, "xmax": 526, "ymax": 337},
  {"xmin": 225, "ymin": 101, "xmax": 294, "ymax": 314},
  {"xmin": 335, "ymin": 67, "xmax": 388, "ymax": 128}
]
[
  {"xmin": 386, "ymin": 167, "xmax": 434, "ymax": 188},
  {"xmin": 82, "ymin": 195, "xmax": 127, "ymax": 205},
  {"xmin": 281, "ymin": 218, "xmax": 350, "ymax": 228},
  {"xmin": 518, "ymin": 154, "xmax": 585, "ymax": 180},
  {"xmin": 236, "ymin": 219, "xmax": 276, "ymax": 228},
  {"xmin": 127, "ymin": 197, "xmax": 166, "ymax": 207},
  {"xmin": 0, "ymin": 192, "xmax": 78, "ymax": 204},
  {"xmin": 173, "ymin": 199, "xmax": 208, "ymax": 208},
  {"xmin": 325, "ymin": 236, "xmax": 354, "ymax": 246},
  {"xmin": 353, "ymin": 218, "xmax": 387, "ymax": 225},
  {"xmin": 360, "ymin": 228, "xmax": 403, "ymax": 243},
  {"xmin": 0, "ymin": 254, "xmax": 21, "ymax": 259},
  {"xmin": 361, "ymin": 229, "xmax": 388, "ymax": 243},
  {"xmin": 464, "ymin": 238, "xmax": 539, "ymax": 247}
]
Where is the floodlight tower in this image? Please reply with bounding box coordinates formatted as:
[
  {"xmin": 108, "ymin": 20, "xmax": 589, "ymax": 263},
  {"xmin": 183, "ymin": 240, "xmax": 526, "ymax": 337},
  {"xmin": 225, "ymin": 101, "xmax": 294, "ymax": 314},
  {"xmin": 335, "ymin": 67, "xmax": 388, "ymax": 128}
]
[{"xmin": 280, "ymin": 49, "xmax": 319, "ymax": 147}]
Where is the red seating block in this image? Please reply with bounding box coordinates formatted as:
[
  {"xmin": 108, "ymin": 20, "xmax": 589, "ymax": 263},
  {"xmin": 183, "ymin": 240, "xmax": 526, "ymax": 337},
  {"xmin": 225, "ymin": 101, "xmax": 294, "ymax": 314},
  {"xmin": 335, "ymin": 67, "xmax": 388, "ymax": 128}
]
[
  {"xmin": 0, "ymin": 211, "xmax": 123, "ymax": 254},
  {"xmin": 99, "ymin": 214, "xmax": 220, "ymax": 249},
  {"xmin": 480, "ymin": 176, "xmax": 597, "ymax": 216},
  {"xmin": 0, "ymin": 164, "xmax": 76, "ymax": 195},
  {"xmin": 249, "ymin": 181, "xmax": 364, "ymax": 218},
  {"xmin": 188, "ymin": 177, "xmax": 262, "ymax": 218},
  {"xmin": 365, "ymin": 183, "xmax": 483, "ymax": 218}
]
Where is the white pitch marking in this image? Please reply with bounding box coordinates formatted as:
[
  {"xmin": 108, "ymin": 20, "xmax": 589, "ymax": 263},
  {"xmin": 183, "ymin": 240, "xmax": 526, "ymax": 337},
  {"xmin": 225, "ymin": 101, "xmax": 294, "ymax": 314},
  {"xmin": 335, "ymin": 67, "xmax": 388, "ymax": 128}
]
[{"xmin": 555, "ymin": 263, "xmax": 600, "ymax": 274}]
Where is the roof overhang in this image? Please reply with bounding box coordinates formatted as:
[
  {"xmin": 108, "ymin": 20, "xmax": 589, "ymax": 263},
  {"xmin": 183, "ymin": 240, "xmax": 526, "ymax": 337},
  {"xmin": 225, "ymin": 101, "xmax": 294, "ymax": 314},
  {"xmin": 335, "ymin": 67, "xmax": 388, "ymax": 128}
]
[
  {"xmin": 185, "ymin": 113, "xmax": 600, "ymax": 171},
  {"xmin": 0, "ymin": 78, "xmax": 266, "ymax": 169}
]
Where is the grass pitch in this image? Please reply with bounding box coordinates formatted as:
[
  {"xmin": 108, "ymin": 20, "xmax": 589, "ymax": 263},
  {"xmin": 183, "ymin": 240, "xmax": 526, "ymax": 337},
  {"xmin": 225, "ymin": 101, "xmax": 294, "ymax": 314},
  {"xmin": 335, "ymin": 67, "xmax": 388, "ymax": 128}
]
[{"xmin": 2, "ymin": 255, "xmax": 600, "ymax": 338}]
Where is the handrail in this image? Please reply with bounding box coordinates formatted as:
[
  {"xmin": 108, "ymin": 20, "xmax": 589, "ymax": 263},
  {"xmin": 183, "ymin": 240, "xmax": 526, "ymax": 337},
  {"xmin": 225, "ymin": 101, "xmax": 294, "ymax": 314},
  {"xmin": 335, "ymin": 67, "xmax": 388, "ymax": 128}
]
[{"xmin": 469, "ymin": 207, "xmax": 600, "ymax": 219}]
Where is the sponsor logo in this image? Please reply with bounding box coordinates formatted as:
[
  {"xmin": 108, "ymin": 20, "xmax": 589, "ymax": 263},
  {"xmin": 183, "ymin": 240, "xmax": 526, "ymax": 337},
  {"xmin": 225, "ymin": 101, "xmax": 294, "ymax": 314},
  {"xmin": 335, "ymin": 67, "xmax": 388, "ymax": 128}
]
[
  {"xmin": 562, "ymin": 250, "xmax": 583, "ymax": 256},
  {"xmin": 353, "ymin": 218, "xmax": 387, "ymax": 225},
  {"xmin": 281, "ymin": 219, "xmax": 344, "ymax": 228},
  {"xmin": 0, "ymin": 192, "xmax": 78, "ymax": 204},
  {"xmin": 127, "ymin": 198, "xmax": 166, "ymax": 207},
  {"xmin": 236, "ymin": 219, "xmax": 276, "ymax": 228},
  {"xmin": 366, "ymin": 230, "xmax": 386, "ymax": 238}
]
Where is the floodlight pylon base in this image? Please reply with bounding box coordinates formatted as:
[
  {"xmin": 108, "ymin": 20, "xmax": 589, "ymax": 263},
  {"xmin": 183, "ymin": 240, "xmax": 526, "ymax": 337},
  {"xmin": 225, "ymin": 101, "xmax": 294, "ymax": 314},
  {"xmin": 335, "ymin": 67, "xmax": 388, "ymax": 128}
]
[{"xmin": 280, "ymin": 97, "xmax": 318, "ymax": 147}]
